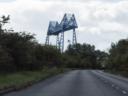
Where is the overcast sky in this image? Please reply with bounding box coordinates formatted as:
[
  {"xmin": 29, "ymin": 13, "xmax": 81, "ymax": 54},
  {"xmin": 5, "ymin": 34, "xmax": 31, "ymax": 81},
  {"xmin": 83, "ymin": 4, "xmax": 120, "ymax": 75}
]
[{"xmin": 0, "ymin": 0, "xmax": 128, "ymax": 51}]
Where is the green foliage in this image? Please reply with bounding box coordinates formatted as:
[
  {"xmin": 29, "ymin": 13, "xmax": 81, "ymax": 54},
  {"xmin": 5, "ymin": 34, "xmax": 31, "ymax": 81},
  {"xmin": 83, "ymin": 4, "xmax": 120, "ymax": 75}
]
[
  {"xmin": 0, "ymin": 15, "xmax": 62, "ymax": 73},
  {"xmin": 34, "ymin": 45, "xmax": 62, "ymax": 68},
  {"xmin": 106, "ymin": 39, "xmax": 128, "ymax": 73},
  {"xmin": 64, "ymin": 43, "xmax": 106, "ymax": 69},
  {"xmin": 0, "ymin": 31, "xmax": 61, "ymax": 72},
  {"xmin": 0, "ymin": 15, "xmax": 10, "ymax": 32},
  {"xmin": 0, "ymin": 45, "xmax": 14, "ymax": 72}
]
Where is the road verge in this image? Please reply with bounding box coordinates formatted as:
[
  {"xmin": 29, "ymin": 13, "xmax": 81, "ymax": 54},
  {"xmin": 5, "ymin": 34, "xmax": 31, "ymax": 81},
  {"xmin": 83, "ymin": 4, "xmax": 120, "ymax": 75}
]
[{"xmin": 0, "ymin": 68, "xmax": 64, "ymax": 95}]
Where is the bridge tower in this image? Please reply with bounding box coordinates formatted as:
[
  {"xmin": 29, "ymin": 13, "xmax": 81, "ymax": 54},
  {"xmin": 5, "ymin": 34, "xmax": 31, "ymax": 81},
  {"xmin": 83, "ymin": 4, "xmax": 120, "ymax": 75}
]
[
  {"xmin": 72, "ymin": 29, "xmax": 77, "ymax": 45},
  {"xmin": 72, "ymin": 14, "xmax": 77, "ymax": 45},
  {"xmin": 45, "ymin": 13, "xmax": 78, "ymax": 53},
  {"xmin": 45, "ymin": 21, "xmax": 62, "ymax": 50},
  {"xmin": 60, "ymin": 13, "xmax": 78, "ymax": 52}
]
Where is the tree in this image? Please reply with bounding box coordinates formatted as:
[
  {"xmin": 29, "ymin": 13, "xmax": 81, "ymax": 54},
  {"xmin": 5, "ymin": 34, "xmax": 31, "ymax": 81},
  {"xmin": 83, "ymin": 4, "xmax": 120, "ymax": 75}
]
[
  {"xmin": 0, "ymin": 15, "xmax": 10, "ymax": 32},
  {"xmin": 65, "ymin": 43, "xmax": 102, "ymax": 69},
  {"xmin": 106, "ymin": 39, "xmax": 128, "ymax": 74},
  {"xmin": 0, "ymin": 45, "xmax": 14, "ymax": 73}
]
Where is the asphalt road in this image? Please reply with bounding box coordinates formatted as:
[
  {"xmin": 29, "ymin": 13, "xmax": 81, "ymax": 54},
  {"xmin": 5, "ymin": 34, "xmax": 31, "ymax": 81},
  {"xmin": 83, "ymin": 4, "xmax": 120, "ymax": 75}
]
[{"xmin": 3, "ymin": 70, "xmax": 128, "ymax": 96}]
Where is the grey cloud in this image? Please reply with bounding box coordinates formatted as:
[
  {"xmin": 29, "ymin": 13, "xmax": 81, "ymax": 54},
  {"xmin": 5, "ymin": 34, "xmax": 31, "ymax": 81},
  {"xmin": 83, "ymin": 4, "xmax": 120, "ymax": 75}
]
[
  {"xmin": 78, "ymin": 30, "xmax": 128, "ymax": 51},
  {"xmin": 6, "ymin": 0, "xmax": 128, "ymax": 50},
  {"xmin": 0, "ymin": 0, "xmax": 15, "ymax": 2},
  {"xmin": 39, "ymin": 0, "xmax": 121, "ymax": 2},
  {"xmin": 113, "ymin": 12, "xmax": 128, "ymax": 25}
]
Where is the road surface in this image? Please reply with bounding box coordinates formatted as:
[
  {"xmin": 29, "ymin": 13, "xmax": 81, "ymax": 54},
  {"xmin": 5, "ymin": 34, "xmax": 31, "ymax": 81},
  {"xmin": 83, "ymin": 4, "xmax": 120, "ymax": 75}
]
[{"xmin": 3, "ymin": 70, "xmax": 128, "ymax": 96}]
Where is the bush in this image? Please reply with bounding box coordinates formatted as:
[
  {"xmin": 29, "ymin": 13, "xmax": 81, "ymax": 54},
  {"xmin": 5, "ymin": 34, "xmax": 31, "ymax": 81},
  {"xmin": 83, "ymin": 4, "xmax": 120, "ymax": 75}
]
[
  {"xmin": 0, "ymin": 45, "xmax": 14, "ymax": 73},
  {"xmin": 106, "ymin": 39, "xmax": 128, "ymax": 73}
]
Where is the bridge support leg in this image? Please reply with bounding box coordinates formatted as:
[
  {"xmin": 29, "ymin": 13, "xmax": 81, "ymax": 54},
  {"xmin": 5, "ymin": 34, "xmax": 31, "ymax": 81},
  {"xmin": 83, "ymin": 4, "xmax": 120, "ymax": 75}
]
[
  {"xmin": 72, "ymin": 28, "xmax": 77, "ymax": 45},
  {"xmin": 45, "ymin": 35, "xmax": 49, "ymax": 45},
  {"xmin": 60, "ymin": 31, "xmax": 64, "ymax": 53},
  {"xmin": 56, "ymin": 35, "xmax": 60, "ymax": 49}
]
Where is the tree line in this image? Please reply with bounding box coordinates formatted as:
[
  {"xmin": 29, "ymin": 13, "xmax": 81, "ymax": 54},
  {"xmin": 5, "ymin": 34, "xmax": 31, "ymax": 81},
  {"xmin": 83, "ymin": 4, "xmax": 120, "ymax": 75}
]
[
  {"xmin": 106, "ymin": 39, "xmax": 128, "ymax": 76},
  {"xmin": 0, "ymin": 16, "xmax": 62, "ymax": 72},
  {"xmin": 0, "ymin": 15, "xmax": 128, "ymax": 75},
  {"xmin": 0, "ymin": 15, "xmax": 106, "ymax": 73}
]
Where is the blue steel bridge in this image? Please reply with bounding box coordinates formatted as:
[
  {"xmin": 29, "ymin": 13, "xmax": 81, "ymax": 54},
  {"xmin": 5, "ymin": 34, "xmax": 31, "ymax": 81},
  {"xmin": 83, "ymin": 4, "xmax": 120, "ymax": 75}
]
[{"xmin": 45, "ymin": 13, "xmax": 78, "ymax": 52}]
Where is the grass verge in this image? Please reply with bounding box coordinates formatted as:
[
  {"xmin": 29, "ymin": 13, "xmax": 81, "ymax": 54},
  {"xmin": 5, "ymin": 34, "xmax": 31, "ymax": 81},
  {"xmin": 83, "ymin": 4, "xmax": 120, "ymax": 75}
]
[{"xmin": 0, "ymin": 68, "xmax": 64, "ymax": 91}]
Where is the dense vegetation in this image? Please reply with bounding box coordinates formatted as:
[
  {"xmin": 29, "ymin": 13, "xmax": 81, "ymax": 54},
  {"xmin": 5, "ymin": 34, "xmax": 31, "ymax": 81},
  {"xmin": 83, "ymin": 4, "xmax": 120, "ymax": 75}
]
[
  {"xmin": 106, "ymin": 39, "xmax": 128, "ymax": 76},
  {"xmin": 0, "ymin": 16, "xmax": 62, "ymax": 73},
  {"xmin": 64, "ymin": 44, "xmax": 107, "ymax": 69}
]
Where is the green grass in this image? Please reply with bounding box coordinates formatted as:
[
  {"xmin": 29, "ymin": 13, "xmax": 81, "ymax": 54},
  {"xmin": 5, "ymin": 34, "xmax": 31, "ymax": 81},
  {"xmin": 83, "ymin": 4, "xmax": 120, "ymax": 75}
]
[{"xmin": 0, "ymin": 68, "xmax": 63, "ymax": 90}]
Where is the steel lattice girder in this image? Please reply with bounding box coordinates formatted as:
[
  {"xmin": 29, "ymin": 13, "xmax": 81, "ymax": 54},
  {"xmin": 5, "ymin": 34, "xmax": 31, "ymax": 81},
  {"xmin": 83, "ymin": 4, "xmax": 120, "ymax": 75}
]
[
  {"xmin": 47, "ymin": 21, "xmax": 62, "ymax": 36},
  {"xmin": 60, "ymin": 13, "xmax": 78, "ymax": 32},
  {"xmin": 47, "ymin": 13, "xmax": 78, "ymax": 36}
]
